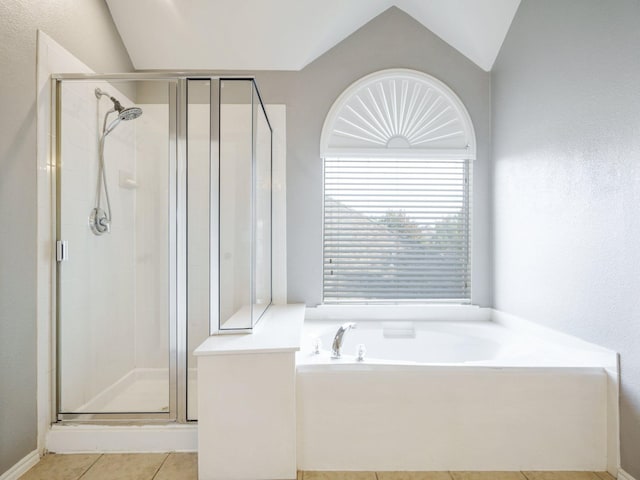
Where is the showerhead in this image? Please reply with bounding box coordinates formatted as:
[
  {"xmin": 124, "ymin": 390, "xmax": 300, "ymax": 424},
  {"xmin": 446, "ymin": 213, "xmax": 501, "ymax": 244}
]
[
  {"xmin": 95, "ymin": 88, "xmax": 143, "ymax": 121},
  {"xmin": 118, "ymin": 107, "xmax": 143, "ymax": 121}
]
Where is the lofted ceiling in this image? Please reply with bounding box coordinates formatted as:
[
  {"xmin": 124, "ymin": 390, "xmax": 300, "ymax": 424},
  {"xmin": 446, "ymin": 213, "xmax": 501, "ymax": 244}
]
[{"xmin": 106, "ymin": 0, "xmax": 521, "ymax": 72}]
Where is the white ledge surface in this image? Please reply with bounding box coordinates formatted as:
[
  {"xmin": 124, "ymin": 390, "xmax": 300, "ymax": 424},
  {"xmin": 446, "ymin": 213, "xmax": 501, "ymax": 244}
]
[{"xmin": 194, "ymin": 304, "xmax": 305, "ymax": 356}]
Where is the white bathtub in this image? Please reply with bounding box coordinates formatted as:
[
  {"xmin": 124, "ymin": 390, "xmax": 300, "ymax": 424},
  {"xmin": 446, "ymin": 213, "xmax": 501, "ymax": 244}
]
[
  {"xmin": 296, "ymin": 316, "xmax": 614, "ymax": 472},
  {"xmin": 298, "ymin": 319, "xmax": 608, "ymax": 368}
]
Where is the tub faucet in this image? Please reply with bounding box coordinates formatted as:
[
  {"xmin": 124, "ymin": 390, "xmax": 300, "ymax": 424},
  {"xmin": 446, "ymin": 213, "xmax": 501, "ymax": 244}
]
[{"xmin": 331, "ymin": 322, "xmax": 357, "ymax": 358}]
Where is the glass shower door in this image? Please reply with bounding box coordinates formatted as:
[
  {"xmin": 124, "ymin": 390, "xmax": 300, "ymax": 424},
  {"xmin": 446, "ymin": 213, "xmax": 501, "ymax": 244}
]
[
  {"xmin": 56, "ymin": 79, "xmax": 175, "ymax": 418},
  {"xmin": 55, "ymin": 74, "xmax": 273, "ymax": 422}
]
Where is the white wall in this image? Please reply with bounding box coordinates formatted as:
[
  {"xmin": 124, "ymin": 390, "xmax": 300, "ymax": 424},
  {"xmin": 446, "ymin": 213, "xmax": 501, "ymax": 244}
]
[
  {"xmin": 492, "ymin": 0, "xmax": 640, "ymax": 477},
  {"xmin": 0, "ymin": 0, "xmax": 132, "ymax": 473},
  {"xmin": 248, "ymin": 7, "xmax": 492, "ymax": 306}
]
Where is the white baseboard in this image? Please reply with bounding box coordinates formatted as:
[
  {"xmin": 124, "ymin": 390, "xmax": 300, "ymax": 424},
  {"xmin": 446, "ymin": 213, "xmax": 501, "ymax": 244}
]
[
  {"xmin": 46, "ymin": 424, "xmax": 197, "ymax": 453},
  {"xmin": 619, "ymin": 469, "xmax": 638, "ymax": 480},
  {"xmin": 0, "ymin": 450, "xmax": 40, "ymax": 480}
]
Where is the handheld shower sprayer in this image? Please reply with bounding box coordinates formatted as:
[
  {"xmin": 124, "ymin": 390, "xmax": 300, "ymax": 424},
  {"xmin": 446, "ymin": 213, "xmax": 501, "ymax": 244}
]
[{"xmin": 91, "ymin": 88, "xmax": 143, "ymax": 235}]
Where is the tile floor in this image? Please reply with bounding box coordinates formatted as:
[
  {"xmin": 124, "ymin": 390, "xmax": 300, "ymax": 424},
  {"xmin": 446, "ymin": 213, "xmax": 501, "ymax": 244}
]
[
  {"xmin": 19, "ymin": 454, "xmax": 617, "ymax": 480},
  {"xmin": 19, "ymin": 453, "xmax": 196, "ymax": 480},
  {"xmin": 301, "ymin": 473, "xmax": 615, "ymax": 480}
]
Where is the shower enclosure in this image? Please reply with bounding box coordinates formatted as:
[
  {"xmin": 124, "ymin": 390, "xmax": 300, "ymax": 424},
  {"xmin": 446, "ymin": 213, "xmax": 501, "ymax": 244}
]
[{"xmin": 53, "ymin": 75, "xmax": 272, "ymax": 422}]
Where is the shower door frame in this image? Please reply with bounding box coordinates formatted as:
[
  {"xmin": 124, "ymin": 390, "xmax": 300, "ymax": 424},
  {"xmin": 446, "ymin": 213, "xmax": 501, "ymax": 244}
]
[{"xmin": 52, "ymin": 73, "xmax": 233, "ymax": 424}]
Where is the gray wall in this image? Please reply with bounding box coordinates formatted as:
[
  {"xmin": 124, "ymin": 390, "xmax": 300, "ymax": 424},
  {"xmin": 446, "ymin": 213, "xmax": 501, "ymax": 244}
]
[
  {"xmin": 250, "ymin": 7, "xmax": 492, "ymax": 306},
  {"xmin": 0, "ymin": 0, "xmax": 132, "ymax": 474},
  {"xmin": 492, "ymin": 0, "xmax": 640, "ymax": 476}
]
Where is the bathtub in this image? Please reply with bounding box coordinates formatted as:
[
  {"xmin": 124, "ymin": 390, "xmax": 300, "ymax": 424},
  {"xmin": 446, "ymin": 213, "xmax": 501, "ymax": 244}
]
[
  {"xmin": 296, "ymin": 314, "xmax": 614, "ymax": 472},
  {"xmin": 298, "ymin": 319, "xmax": 608, "ymax": 368}
]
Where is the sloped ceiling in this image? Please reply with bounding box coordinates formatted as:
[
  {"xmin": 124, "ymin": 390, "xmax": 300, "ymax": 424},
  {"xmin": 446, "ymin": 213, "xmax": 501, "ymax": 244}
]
[{"xmin": 106, "ymin": 0, "xmax": 521, "ymax": 72}]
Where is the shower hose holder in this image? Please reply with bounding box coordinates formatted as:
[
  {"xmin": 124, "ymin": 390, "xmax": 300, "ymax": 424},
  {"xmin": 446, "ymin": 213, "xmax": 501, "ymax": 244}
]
[{"xmin": 89, "ymin": 207, "xmax": 110, "ymax": 235}]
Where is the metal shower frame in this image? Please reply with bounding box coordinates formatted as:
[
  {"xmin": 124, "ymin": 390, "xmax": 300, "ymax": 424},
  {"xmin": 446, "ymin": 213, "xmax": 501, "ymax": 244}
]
[{"xmin": 52, "ymin": 73, "xmax": 273, "ymax": 424}]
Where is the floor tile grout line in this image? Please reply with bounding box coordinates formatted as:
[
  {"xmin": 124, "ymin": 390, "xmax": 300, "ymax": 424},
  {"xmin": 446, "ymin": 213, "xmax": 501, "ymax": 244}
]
[
  {"xmin": 150, "ymin": 452, "xmax": 172, "ymax": 480},
  {"xmin": 77, "ymin": 453, "xmax": 104, "ymax": 480},
  {"xmin": 595, "ymin": 474, "xmax": 613, "ymax": 480}
]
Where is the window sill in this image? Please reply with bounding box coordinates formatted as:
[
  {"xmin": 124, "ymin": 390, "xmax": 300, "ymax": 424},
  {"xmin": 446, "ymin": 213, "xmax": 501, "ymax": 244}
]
[{"xmin": 305, "ymin": 304, "xmax": 489, "ymax": 322}]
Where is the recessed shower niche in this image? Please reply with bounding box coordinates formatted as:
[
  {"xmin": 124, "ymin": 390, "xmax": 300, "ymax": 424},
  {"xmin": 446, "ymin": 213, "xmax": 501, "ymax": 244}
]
[{"xmin": 54, "ymin": 75, "xmax": 273, "ymax": 422}]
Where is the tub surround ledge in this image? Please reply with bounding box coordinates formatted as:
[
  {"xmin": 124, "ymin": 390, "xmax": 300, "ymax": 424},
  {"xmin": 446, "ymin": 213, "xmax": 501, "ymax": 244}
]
[
  {"xmin": 305, "ymin": 304, "xmax": 491, "ymax": 323},
  {"xmin": 196, "ymin": 304, "xmax": 304, "ymax": 480},
  {"xmin": 194, "ymin": 303, "xmax": 305, "ymax": 356}
]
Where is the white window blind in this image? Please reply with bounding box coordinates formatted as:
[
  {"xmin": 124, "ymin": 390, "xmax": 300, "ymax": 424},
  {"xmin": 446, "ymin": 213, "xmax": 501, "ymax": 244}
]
[{"xmin": 323, "ymin": 157, "xmax": 471, "ymax": 303}]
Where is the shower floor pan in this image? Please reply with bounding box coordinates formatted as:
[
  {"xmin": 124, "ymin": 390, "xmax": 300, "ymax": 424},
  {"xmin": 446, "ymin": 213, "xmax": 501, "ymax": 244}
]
[{"xmin": 66, "ymin": 368, "xmax": 197, "ymax": 417}]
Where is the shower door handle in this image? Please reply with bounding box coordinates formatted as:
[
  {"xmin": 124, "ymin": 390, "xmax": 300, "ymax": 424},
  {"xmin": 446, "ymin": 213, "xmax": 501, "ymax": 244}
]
[{"xmin": 56, "ymin": 240, "xmax": 69, "ymax": 262}]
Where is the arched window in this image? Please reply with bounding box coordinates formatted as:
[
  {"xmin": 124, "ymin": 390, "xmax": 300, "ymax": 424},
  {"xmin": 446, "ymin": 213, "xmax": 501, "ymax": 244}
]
[{"xmin": 320, "ymin": 69, "xmax": 476, "ymax": 303}]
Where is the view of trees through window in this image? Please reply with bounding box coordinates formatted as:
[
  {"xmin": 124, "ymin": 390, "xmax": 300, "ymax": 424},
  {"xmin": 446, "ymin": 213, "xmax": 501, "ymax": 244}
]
[{"xmin": 323, "ymin": 157, "xmax": 471, "ymax": 303}]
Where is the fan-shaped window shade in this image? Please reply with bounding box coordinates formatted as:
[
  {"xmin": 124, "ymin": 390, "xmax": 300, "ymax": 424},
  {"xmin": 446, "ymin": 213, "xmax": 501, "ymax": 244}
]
[
  {"xmin": 321, "ymin": 70, "xmax": 475, "ymax": 304},
  {"xmin": 320, "ymin": 69, "xmax": 476, "ymax": 159}
]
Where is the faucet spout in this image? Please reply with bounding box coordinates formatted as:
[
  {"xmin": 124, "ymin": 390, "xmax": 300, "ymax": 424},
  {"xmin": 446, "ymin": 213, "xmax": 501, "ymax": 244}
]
[{"xmin": 331, "ymin": 322, "xmax": 357, "ymax": 358}]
